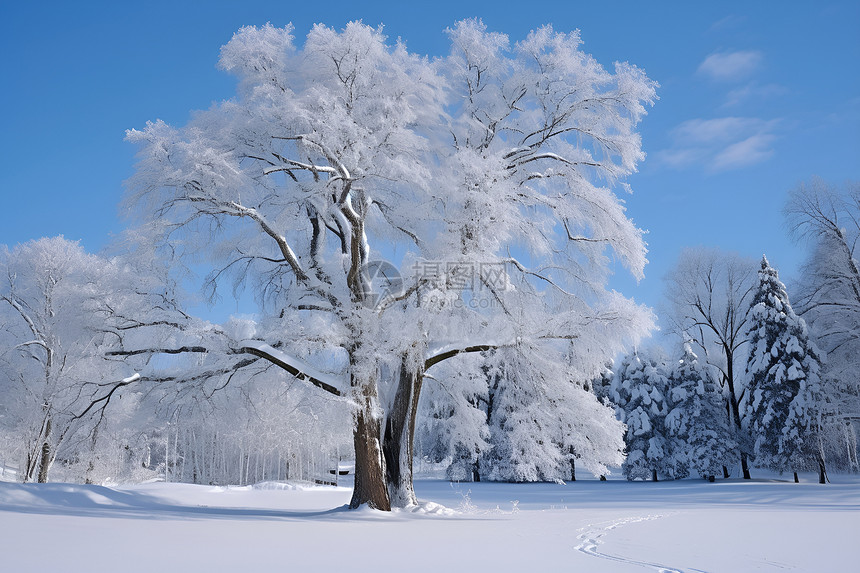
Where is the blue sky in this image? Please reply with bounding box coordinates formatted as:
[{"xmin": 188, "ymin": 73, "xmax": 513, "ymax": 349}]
[{"xmin": 1, "ymin": 1, "xmax": 858, "ymax": 324}]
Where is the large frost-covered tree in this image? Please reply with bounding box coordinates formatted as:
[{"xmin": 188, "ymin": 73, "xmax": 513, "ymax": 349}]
[
  {"xmin": 663, "ymin": 247, "xmax": 757, "ymax": 478},
  {"xmin": 124, "ymin": 20, "xmax": 656, "ymax": 509},
  {"xmin": 742, "ymin": 256, "xmax": 825, "ymax": 482}
]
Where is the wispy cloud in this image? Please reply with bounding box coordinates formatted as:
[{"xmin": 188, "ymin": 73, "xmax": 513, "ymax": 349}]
[
  {"xmin": 673, "ymin": 117, "xmax": 766, "ymax": 144},
  {"xmin": 724, "ymin": 83, "xmax": 787, "ymax": 107},
  {"xmin": 698, "ymin": 50, "xmax": 762, "ymax": 82},
  {"xmin": 655, "ymin": 117, "xmax": 779, "ymax": 172},
  {"xmin": 709, "ymin": 15, "xmax": 746, "ymax": 31},
  {"xmin": 712, "ymin": 133, "xmax": 776, "ymax": 170}
]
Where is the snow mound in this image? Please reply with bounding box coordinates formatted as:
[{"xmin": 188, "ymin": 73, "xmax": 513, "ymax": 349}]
[{"xmin": 399, "ymin": 500, "xmax": 458, "ymax": 516}]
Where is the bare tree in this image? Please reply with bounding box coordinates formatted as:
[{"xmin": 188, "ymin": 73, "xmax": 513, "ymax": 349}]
[
  {"xmin": 0, "ymin": 238, "xmax": 135, "ymax": 482},
  {"xmin": 663, "ymin": 247, "xmax": 757, "ymax": 479}
]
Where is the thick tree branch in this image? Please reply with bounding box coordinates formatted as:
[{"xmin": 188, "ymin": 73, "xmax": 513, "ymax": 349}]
[{"xmin": 425, "ymin": 344, "xmax": 495, "ymax": 371}]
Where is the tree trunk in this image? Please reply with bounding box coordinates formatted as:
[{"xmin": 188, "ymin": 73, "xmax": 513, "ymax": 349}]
[
  {"xmin": 740, "ymin": 451, "xmax": 751, "ymax": 480},
  {"xmin": 85, "ymin": 425, "xmax": 100, "ymax": 485},
  {"xmin": 349, "ymin": 365, "xmax": 391, "ymax": 511},
  {"xmin": 351, "ymin": 409, "xmax": 390, "ymax": 510},
  {"xmin": 382, "ymin": 353, "xmax": 423, "ymax": 507},
  {"xmin": 569, "ymin": 446, "xmax": 576, "ymax": 482},
  {"xmin": 37, "ymin": 441, "xmax": 51, "ymax": 483},
  {"xmin": 23, "ymin": 448, "xmax": 37, "ymax": 483},
  {"xmin": 818, "ymin": 455, "xmax": 827, "ymax": 484},
  {"xmin": 793, "ymin": 471, "xmax": 799, "ymax": 483},
  {"xmin": 652, "ymin": 469, "xmax": 658, "ymax": 482},
  {"xmin": 37, "ymin": 417, "xmax": 52, "ymax": 483},
  {"xmin": 722, "ymin": 465, "xmax": 729, "ymax": 479},
  {"xmin": 724, "ymin": 355, "xmax": 751, "ymax": 480}
]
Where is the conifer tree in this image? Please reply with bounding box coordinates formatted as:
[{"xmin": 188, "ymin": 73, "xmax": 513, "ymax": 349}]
[
  {"xmin": 610, "ymin": 350, "xmax": 671, "ymax": 481},
  {"xmin": 743, "ymin": 256, "xmax": 825, "ymax": 481},
  {"xmin": 665, "ymin": 344, "xmax": 736, "ymax": 479}
]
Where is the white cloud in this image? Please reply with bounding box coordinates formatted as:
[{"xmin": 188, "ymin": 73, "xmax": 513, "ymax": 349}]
[
  {"xmin": 712, "ymin": 133, "xmax": 776, "ymax": 170},
  {"xmin": 698, "ymin": 51, "xmax": 763, "ymax": 82},
  {"xmin": 656, "ymin": 117, "xmax": 779, "ymax": 172},
  {"xmin": 653, "ymin": 148, "xmax": 705, "ymax": 169},
  {"xmin": 673, "ymin": 117, "xmax": 767, "ymax": 144}
]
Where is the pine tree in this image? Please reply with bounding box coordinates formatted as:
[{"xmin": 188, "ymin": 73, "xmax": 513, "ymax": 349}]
[
  {"xmin": 610, "ymin": 350, "xmax": 671, "ymax": 481},
  {"xmin": 665, "ymin": 344, "xmax": 737, "ymax": 479},
  {"xmin": 743, "ymin": 256, "xmax": 825, "ymax": 480},
  {"xmin": 590, "ymin": 363, "xmax": 615, "ymax": 406}
]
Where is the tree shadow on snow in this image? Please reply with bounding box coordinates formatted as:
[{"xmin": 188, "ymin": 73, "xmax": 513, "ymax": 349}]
[{"xmin": 0, "ymin": 483, "xmax": 371, "ymax": 522}]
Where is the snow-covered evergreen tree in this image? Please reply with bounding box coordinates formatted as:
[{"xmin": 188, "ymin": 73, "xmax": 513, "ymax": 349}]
[
  {"xmin": 476, "ymin": 344, "xmax": 624, "ymax": 483},
  {"xmin": 742, "ymin": 256, "xmax": 825, "ymax": 478},
  {"xmin": 665, "ymin": 343, "xmax": 736, "ymax": 479},
  {"xmin": 610, "ymin": 350, "xmax": 671, "ymax": 481},
  {"xmin": 590, "ymin": 363, "xmax": 615, "ymax": 406}
]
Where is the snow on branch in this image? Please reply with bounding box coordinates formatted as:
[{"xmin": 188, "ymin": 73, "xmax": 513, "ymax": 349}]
[{"xmin": 238, "ymin": 340, "xmax": 345, "ymax": 396}]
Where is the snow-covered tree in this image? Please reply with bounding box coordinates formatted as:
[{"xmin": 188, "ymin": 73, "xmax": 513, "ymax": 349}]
[
  {"xmin": 590, "ymin": 363, "xmax": 615, "ymax": 406},
  {"xmin": 479, "ymin": 344, "xmax": 624, "ymax": 483},
  {"xmin": 0, "ymin": 238, "xmax": 140, "ymax": 482},
  {"xmin": 664, "ymin": 343, "xmax": 736, "ymax": 479},
  {"xmin": 610, "ymin": 349, "xmax": 671, "ymax": 481},
  {"xmin": 415, "ymin": 354, "xmax": 489, "ymax": 482},
  {"xmin": 742, "ymin": 256, "xmax": 825, "ymax": 481},
  {"xmin": 124, "ymin": 20, "xmax": 656, "ymax": 509},
  {"xmin": 663, "ymin": 247, "xmax": 757, "ymax": 478},
  {"xmin": 786, "ymin": 178, "xmax": 860, "ymax": 471}
]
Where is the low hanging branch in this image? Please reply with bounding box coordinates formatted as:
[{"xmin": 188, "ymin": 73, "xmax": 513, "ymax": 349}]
[
  {"xmin": 424, "ymin": 344, "xmax": 496, "ymax": 371},
  {"xmin": 107, "ymin": 341, "xmax": 344, "ymax": 397},
  {"xmin": 74, "ymin": 373, "xmax": 141, "ymax": 420},
  {"xmin": 106, "ymin": 345, "xmax": 209, "ymax": 357}
]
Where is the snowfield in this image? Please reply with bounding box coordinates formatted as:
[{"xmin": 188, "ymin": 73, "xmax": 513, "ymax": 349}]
[{"xmin": 1, "ymin": 475, "xmax": 858, "ymax": 572}]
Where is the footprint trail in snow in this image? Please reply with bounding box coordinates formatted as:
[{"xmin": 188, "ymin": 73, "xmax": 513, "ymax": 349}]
[{"xmin": 575, "ymin": 514, "xmax": 702, "ymax": 573}]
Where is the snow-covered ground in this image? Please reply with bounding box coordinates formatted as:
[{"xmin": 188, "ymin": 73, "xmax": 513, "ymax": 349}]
[{"xmin": 1, "ymin": 474, "xmax": 858, "ymax": 572}]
